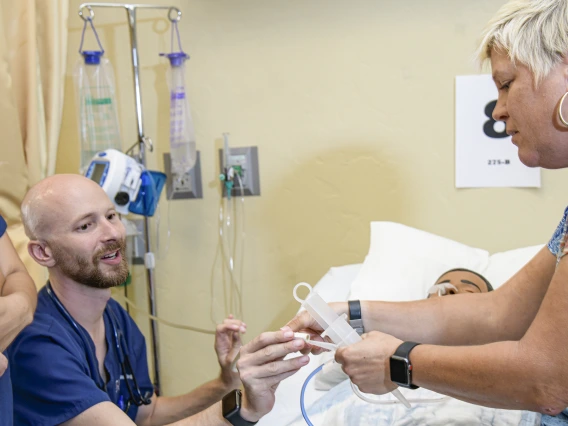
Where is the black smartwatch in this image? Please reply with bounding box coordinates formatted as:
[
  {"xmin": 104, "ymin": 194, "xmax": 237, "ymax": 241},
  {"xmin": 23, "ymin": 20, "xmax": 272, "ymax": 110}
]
[
  {"xmin": 390, "ymin": 341, "xmax": 421, "ymax": 389},
  {"xmin": 222, "ymin": 389, "xmax": 258, "ymax": 425},
  {"xmin": 348, "ymin": 300, "xmax": 364, "ymax": 335}
]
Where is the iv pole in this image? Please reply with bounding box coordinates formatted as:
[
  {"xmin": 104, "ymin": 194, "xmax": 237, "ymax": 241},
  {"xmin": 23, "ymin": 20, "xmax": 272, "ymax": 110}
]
[{"xmin": 78, "ymin": 3, "xmax": 181, "ymax": 395}]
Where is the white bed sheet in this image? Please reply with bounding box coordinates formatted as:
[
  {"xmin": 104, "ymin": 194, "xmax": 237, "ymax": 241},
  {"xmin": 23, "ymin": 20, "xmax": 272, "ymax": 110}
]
[{"xmin": 287, "ymin": 380, "xmax": 541, "ymax": 426}]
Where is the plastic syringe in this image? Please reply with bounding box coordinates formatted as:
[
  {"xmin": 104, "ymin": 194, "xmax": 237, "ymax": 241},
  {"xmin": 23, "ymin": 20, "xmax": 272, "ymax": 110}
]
[{"xmin": 293, "ymin": 282, "xmax": 411, "ymax": 408}]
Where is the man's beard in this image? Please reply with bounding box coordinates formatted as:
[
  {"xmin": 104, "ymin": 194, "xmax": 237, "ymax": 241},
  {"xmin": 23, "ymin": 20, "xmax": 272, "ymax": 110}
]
[{"xmin": 51, "ymin": 240, "xmax": 129, "ymax": 289}]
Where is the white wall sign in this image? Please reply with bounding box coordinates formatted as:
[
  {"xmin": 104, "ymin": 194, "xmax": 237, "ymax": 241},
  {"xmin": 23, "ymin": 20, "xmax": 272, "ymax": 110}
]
[{"xmin": 455, "ymin": 74, "xmax": 540, "ymax": 188}]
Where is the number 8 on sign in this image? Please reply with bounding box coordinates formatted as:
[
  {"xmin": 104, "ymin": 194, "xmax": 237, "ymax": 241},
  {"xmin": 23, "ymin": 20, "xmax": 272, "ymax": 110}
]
[{"xmin": 483, "ymin": 100, "xmax": 508, "ymax": 139}]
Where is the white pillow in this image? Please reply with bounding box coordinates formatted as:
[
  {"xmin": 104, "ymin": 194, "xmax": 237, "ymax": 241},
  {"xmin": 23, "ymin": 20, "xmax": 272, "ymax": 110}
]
[
  {"xmin": 348, "ymin": 222, "xmax": 490, "ymax": 301},
  {"xmin": 484, "ymin": 244, "xmax": 543, "ymax": 289},
  {"xmin": 348, "ymin": 222, "xmax": 543, "ymax": 301},
  {"xmin": 311, "ymin": 264, "xmax": 363, "ymax": 303}
]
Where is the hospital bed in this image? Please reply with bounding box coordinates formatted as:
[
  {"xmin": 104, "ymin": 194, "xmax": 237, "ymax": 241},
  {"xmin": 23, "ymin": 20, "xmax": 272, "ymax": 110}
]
[{"xmin": 258, "ymin": 222, "xmax": 543, "ymax": 426}]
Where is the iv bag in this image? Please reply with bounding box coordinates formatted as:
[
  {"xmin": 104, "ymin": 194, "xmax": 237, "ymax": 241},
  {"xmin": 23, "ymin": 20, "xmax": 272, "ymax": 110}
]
[
  {"xmin": 164, "ymin": 52, "xmax": 197, "ymax": 175},
  {"xmin": 73, "ymin": 50, "xmax": 122, "ymax": 172}
]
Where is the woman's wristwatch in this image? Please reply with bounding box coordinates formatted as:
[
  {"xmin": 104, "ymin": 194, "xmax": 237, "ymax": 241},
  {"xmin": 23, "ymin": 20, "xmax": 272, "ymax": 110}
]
[
  {"xmin": 390, "ymin": 341, "xmax": 421, "ymax": 389},
  {"xmin": 348, "ymin": 300, "xmax": 364, "ymax": 335}
]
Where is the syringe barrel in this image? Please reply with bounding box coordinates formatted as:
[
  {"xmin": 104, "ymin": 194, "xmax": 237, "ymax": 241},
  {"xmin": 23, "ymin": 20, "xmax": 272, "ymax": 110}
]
[
  {"xmin": 325, "ymin": 315, "xmax": 362, "ymax": 346},
  {"xmin": 302, "ymin": 291, "xmax": 340, "ymax": 332}
]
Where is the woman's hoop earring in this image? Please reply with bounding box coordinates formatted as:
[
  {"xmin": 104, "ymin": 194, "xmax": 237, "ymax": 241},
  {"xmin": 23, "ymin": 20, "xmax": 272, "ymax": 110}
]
[{"xmin": 559, "ymin": 92, "xmax": 568, "ymax": 127}]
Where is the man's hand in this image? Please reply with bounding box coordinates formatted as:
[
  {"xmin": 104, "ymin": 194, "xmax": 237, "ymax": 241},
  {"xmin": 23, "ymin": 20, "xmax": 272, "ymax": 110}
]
[
  {"xmin": 0, "ymin": 353, "xmax": 7, "ymax": 377},
  {"xmin": 284, "ymin": 302, "xmax": 347, "ymax": 354},
  {"xmin": 335, "ymin": 331, "xmax": 402, "ymax": 395},
  {"xmin": 215, "ymin": 315, "xmax": 246, "ymax": 389},
  {"xmin": 237, "ymin": 326, "xmax": 310, "ymax": 422}
]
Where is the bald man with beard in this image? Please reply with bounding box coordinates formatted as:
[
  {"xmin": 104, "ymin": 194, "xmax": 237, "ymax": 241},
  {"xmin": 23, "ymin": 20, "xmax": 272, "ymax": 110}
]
[{"xmin": 9, "ymin": 174, "xmax": 310, "ymax": 426}]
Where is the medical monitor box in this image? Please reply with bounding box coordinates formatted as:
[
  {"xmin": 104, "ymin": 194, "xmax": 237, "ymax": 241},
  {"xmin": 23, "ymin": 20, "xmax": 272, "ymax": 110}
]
[
  {"xmin": 85, "ymin": 149, "xmax": 155, "ymax": 216},
  {"xmin": 128, "ymin": 170, "xmax": 166, "ymax": 217}
]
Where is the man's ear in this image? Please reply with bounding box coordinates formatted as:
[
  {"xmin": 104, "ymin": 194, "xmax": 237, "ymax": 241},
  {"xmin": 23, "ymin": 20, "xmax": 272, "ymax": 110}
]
[{"xmin": 28, "ymin": 241, "xmax": 55, "ymax": 268}]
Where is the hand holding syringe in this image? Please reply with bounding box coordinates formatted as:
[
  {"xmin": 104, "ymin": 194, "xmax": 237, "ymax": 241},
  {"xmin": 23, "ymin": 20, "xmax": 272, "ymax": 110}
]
[
  {"xmin": 293, "ymin": 332, "xmax": 339, "ymax": 351},
  {"xmin": 293, "ymin": 282, "xmax": 411, "ymax": 409}
]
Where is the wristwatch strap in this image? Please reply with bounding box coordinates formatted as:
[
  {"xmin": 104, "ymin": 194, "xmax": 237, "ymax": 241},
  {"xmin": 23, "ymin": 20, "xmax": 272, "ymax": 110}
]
[
  {"xmin": 226, "ymin": 414, "xmax": 258, "ymax": 426},
  {"xmin": 393, "ymin": 341, "xmax": 421, "ymax": 389},
  {"xmin": 394, "ymin": 341, "xmax": 421, "ymax": 357},
  {"xmin": 222, "ymin": 390, "xmax": 258, "ymax": 426},
  {"xmin": 348, "ymin": 300, "xmax": 364, "ymax": 335}
]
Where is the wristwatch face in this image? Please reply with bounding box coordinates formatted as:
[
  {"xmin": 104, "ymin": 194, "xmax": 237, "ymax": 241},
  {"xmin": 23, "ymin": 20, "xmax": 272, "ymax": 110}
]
[
  {"xmin": 222, "ymin": 389, "xmax": 240, "ymax": 417},
  {"xmin": 390, "ymin": 356, "xmax": 410, "ymax": 386}
]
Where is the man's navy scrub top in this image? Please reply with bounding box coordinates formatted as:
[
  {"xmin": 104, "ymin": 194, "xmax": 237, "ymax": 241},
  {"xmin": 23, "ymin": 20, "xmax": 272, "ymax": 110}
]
[{"xmin": 8, "ymin": 286, "xmax": 154, "ymax": 425}]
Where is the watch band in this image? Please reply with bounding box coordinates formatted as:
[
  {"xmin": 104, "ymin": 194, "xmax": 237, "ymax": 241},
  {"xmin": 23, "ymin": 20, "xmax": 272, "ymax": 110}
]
[
  {"xmin": 225, "ymin": 414, "xmax": 258, "ymax": 426},
  {"xmin": 348, "ymin": 300, "xmax": 364, "ymax": 335},
  {"xmin": 222, "ymin": 390, "xmax": 258, "ymax": 425},
  {"xmin": 392, "ymin": 341, "xmax": 421, "ymax": 389},
  {"xmin": 393, "ymin": 341, "xmax": 421, "ymax": 358}
]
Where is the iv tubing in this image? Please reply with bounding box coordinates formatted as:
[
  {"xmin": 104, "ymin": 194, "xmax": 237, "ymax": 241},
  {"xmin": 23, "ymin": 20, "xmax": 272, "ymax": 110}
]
[
  {"xmin": 300, "ymin": 363, "xmax": 448, "ymax": 425},
  {"xmin": 220, "ymin": 191, "xmax": 243, "ymax": 320},
  {"xmin": 215, "ymin": 165, "xmax": 246, "ymax": 322},
  {"xmin": 349, "ymin": 381, "xmax": 448, "ymax": 405},
  {"xmin": 301, "ymin": 364, "xmax": 324, "ymax": 426},
  {"xmin": 124, "ymin": 296, "xmax": 215, "ymax": 335}
]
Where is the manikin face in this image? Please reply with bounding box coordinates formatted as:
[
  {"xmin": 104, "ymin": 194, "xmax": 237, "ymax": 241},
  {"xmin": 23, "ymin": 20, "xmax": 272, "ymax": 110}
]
[
  {"xmin": 428, "ymin": 270, "xmax": 490, "ymax": 298},
  {"xmin": 490, "ymin": 48, "xmax": 568, "ymax": 169}
]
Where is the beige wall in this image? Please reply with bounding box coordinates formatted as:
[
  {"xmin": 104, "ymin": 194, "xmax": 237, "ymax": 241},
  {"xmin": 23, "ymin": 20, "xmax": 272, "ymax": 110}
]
[{"xmin": 58, "ymin": 0, "xmax": 568, "ymax": 395}]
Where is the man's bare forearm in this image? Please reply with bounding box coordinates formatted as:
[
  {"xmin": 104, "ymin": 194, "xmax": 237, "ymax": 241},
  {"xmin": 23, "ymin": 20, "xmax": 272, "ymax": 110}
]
[
  {"xmin": 166, "ymin": 401, "xmax": 232, "ymax": 426},
  {"xmin": 147, "ymin": 378, "xmax": 235, "ymax": 425},
  {"xmin": 65, "ymin": 400, "xmax": 235, "ymax": 426}
]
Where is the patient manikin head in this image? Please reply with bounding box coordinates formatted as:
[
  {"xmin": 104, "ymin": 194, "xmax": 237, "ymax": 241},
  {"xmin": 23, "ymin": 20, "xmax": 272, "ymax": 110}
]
[{"xmin": 427, "ymin": 268, "xmax": 493, "ymax": 298}]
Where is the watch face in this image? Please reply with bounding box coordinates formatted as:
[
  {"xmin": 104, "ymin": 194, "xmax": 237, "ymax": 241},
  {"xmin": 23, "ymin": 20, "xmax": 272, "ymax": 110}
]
[
  {"xmin": 390, "ymin": 357, "xmax": 409, "ymax": 385},
  {"xmin": 222, "ymin": 390, "xmax": 240, "ymax": 417}
]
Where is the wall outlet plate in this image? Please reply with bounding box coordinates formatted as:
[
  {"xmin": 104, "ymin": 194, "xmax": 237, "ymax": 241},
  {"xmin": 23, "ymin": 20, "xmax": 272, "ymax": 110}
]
[
  {"xmin": 163, "ymin": 152, "xmax": 203, "ymax": 200},
  {"xmin": 219, "ymin": 146, "xmax": 260, "ymax": 197}
]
